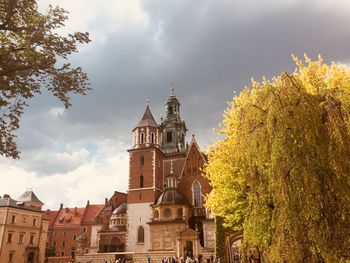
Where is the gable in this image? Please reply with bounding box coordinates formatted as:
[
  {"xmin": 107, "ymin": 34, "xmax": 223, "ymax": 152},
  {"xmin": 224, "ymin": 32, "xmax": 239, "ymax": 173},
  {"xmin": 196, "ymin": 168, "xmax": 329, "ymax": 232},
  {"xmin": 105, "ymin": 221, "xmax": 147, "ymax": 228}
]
[{"xmin": 180, "ymin": 140, "xmax": 206, "ymax": 179}]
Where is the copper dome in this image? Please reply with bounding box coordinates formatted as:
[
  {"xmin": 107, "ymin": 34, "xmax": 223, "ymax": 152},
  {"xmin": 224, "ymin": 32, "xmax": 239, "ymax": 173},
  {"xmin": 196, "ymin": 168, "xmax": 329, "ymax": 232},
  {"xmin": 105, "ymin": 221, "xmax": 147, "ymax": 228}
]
[
  {"xmin": 156, "ymin": 189, "xmax": 189, "ymax": 206},
  {"xmin": 112, "ymin": 203, "xmax": 127, "ymax": 214}
]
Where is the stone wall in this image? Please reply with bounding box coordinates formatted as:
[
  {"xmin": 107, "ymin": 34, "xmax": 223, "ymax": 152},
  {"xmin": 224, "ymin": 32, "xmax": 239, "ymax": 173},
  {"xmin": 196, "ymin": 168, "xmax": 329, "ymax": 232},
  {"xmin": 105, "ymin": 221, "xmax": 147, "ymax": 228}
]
[
  {"xmin": 126, "ymin": 203, "xmax": 152, "ymax": 253},
  {"xmin": 75, "ymin": 252, "xmax": 173, "ymax": 263},
  {"xmin": 75, "ymin": 253, "xmax": 116, "ymax": 263}
]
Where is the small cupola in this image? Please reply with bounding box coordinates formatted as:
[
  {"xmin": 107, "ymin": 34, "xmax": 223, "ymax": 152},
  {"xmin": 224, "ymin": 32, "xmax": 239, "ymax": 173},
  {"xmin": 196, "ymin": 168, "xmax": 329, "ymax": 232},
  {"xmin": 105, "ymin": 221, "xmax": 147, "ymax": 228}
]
[
  {"xmin": 160, "ymin": 88, "xmax": 187, "ymax": 154},
  {"xmin": 165, "ymin": 87, "xmax": 180, "ymax": 119},
  {"xmin": 166, "ymin": 161, "xmax": 178, "ymax": 188}
]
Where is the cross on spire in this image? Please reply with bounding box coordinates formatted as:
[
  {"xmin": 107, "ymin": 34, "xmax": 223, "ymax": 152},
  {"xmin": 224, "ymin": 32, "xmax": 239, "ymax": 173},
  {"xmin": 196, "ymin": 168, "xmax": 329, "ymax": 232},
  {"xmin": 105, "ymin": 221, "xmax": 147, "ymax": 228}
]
[{"xmin": 171, "ymin": 83, "xmax": 175, "ymax": 95}]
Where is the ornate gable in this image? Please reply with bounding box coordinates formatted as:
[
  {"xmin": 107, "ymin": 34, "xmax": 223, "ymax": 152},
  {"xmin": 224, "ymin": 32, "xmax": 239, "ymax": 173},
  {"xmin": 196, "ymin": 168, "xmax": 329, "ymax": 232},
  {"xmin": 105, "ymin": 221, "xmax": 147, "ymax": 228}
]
[{"xmin": 176, "ymin": 228, "xmax": 199, "ymax": 239}]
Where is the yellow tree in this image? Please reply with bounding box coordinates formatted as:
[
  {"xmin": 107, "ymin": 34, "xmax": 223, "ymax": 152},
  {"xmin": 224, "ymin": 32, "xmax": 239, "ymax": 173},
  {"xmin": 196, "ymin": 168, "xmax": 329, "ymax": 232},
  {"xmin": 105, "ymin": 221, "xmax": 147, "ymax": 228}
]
[
  {"xmin": 206, "ymin": 55, "xmax": 350, "ymax": 262},
  {"xmin": 0, "ymin": 0, "xmax": 90, "ymax": 158}
]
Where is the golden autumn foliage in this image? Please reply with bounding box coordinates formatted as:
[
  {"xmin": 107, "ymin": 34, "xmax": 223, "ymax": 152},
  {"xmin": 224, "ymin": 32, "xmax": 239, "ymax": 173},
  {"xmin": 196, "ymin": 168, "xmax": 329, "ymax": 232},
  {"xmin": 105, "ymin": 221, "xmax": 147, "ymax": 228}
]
[
  {"xmin": 206, "ymin": 55, "xmax": 350, "ymax": 262},
  {"xmin": 0, "ymin": 0, "xmax": 90, "ymax": 158}
]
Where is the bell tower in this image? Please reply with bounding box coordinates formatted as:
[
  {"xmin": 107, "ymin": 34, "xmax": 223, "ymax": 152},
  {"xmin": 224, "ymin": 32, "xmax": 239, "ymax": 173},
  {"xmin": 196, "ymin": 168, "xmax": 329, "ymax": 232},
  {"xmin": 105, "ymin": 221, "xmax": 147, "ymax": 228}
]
[
  {"xmin": 160, "ymin": 88, "xmax": 187, "ymax": 153},
  {"xmin": 126, "ymin": 102, "xmax": 164, "ymax": 253}
]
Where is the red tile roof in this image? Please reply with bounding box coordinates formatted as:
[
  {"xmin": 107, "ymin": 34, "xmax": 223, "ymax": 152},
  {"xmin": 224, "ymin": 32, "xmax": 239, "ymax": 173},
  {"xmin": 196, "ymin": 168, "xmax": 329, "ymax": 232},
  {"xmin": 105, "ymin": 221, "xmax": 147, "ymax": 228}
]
[
  {"xmin": 44, "ymin": 210, "xmax": 59, "ymax": 227},
  {"xmin": 54, "ymin": 207, "xmax": 86, "ymax": 226},
  {"xmin": 82, "ymin": 204, "xmax": 105, "ymax": 224}
]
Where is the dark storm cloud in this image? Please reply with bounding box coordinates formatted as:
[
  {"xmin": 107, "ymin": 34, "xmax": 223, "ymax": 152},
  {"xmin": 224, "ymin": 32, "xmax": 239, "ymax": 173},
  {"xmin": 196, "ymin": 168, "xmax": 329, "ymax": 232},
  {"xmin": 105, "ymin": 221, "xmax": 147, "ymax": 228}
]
[{"xmin": 9, "ymin": 0, "xmax": 350, "ymax": 175}]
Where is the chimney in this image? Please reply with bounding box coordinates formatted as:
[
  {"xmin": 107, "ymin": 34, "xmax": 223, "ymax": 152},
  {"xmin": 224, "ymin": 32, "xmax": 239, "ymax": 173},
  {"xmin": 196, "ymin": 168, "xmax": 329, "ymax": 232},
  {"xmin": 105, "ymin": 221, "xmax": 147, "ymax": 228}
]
[
  {"xmin": 74, "ymin": 207, "xmax": 78, "ymax": 216},
  {"xmin": 105, "ymin": 198, "xmax": 108, "ymax": 205},
  {"xmin": 86, "ymin": 200, "xmax": 90, "ymax": 206},
  {"xmin": 3, "ymin": 194, "xmax": 10, "ymax": 199},
  {"xmin": 60, "ymin": 203, "xmax": 63, "ymax": 210}
]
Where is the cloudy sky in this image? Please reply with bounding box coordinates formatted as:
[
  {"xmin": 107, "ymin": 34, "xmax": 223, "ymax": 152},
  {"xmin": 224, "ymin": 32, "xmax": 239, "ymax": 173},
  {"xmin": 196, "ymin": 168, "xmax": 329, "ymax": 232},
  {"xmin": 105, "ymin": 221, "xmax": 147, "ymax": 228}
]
[{"xmin": 1, "ymin": 0, "xmax": 350, "ymax": 209}]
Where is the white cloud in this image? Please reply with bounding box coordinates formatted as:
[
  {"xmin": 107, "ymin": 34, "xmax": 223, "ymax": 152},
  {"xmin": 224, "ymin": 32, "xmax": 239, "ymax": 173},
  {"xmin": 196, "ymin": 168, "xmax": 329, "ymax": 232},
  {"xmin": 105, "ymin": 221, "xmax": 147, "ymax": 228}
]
[
  {"xmin": 23, "ymin": 148, "xmax": 90, "ymax": 176},
  {"xmin": 38, "ymin": 0, "xmax": 149, "ymax": 46},
  {"xmin": 48, "ymin": 107, "xmax": 65, "ymax": 118},
  {"xmin": 0, "ymin": 140, "xmax": 129, "ymax": 209}
]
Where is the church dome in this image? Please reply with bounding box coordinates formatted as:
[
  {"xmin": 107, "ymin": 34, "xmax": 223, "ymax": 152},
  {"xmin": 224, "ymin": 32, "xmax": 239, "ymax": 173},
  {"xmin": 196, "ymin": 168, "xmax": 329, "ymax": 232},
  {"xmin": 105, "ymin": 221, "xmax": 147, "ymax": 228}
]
[
  {"xmin": 112, "ymin": 203, "xmax": 127, "ymax": 214},
  {"xmin": 156, "ymin": 189, "xmax": 189, "ymax": 206}
]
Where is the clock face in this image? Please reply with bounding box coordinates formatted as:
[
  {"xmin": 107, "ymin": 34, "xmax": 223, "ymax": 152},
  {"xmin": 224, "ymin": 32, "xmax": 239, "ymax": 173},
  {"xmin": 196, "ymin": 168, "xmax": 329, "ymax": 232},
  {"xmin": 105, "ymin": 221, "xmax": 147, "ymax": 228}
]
[{"xmin": 163, "ymin": 208, "xmax": 172, "ymax": 218}]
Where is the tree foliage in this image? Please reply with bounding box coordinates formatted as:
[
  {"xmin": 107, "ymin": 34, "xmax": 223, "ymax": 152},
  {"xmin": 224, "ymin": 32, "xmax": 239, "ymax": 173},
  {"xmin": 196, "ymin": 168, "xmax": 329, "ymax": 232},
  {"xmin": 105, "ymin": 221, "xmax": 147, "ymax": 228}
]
[
  {"xmin": 0, "ymin": 0, "xmax": 90, "ymax": 158},
  {"xmin": 206, "ymin": 55, "xmax": 350, "ymax": 262}
]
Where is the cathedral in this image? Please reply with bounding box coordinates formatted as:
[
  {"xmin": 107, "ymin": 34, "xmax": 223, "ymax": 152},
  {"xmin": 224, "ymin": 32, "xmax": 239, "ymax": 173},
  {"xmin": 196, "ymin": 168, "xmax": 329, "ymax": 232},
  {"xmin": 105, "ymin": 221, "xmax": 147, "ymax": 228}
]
[
  {"xmin": 125, "ymin": 89, "xmax": 215, "ymax": 260},
  {"xmin": 72, "ymin": 90, "xmax": 215, "ymax": 263}
]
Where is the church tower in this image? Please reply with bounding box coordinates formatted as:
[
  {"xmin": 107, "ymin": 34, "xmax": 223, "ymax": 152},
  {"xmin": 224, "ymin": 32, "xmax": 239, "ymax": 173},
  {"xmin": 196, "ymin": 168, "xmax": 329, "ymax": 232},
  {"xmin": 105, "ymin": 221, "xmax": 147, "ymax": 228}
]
[
  {"xmin": 160, "ymin": 88, "xmax": 187, "ymax": 154},
  {"xmin": 126, "ymin": 103, "xmax": 164, "ymax": 252}
]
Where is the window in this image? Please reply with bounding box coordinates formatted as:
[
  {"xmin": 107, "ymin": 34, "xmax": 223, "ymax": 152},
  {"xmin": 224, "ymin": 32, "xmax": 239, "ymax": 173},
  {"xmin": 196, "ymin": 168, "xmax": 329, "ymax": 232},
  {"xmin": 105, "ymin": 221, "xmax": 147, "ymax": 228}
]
[
  {"xmin": 163, "ymin": 208, "xmax": 172, "ymax": 218},
  {"xmin": 140, "ymin": 155, "xmax": 144, "ymax": 166},
  {"xmin": 83, "ymin": 226, "xmax": 87, "ymax": 233},
  {"xmin": 168, "ymin": 106, "xmax": 173, "ymax": 115},
  {"xmin": 19, "ymin": 233, "xmax": 24, "ymax": 244},
  {"xmin": 22, "ymin": 216, "xmax": 27, "ymax": 223},
  {"xmin": 7, "ymin": 232, "xmax": 13, "ymax": 243},
  {"xmin": 140, "ymin": 175, "xmax": 144, "ymax": 188},
  {"xmin": 167, "ymin": 131, "xmax": 172, "ymax": 142},
  {"xmin": 73, "ymin": 235, "xmax": 76, "ymax": 240},
  {"xmin": 137, "ymin": 226, "xmax": 144, "ymax": 243},
  {"xmin": 11, "ymin": 214, "xmax": 16, "ymax": 224},
  {"xmin": 29, "ymin": 234, "xmax": 34, "ymax": 244},
  {"xmin": 62, "ymin": 241, "xmax": 66, "ymax": 247},
  {"xmin": 9, "ymin": 251, "xmax": 15, "ymax": 262},
  {"xmin": 193, "ymin": 181, "xmax": 202, "ymax": 208},
  {"xmin": 140, "ymin": 133, "xmax": 145, "ymax": 143},
  {"xmin": 61, "ymin": 251, "xmax": 65, "ymax": 257},
  {"xmin": 53, "ymin": 242, "xmax": 56, "ymax": 247},
  {"xmin": 32, "ymin": 218, "xmax": 37, "ymax": 226},
  {"xmin": 63, "ymin": 231, "xmax": 67, "ymax": 237},
  {"xmin": 54, "ymin": 232, "xmax": 58, "ymax": 237},
  {"xmin": 177, "ymin": 208, "xmax": 183, "ymax": 219},
  {"xmin": 151, "ymin": 133, "xmax": 155, "ymax": 144}
]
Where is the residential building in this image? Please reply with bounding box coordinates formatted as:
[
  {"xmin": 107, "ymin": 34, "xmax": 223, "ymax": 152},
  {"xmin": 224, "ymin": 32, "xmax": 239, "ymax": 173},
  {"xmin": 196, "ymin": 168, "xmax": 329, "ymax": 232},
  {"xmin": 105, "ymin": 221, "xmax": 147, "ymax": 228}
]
[
  {"xmin": 0, "ymin": 190, "xmax": 49, "ymax": 263},
  {"xmin": 45, "ymin": 201, "xmax": 104, "ymax": 262}
]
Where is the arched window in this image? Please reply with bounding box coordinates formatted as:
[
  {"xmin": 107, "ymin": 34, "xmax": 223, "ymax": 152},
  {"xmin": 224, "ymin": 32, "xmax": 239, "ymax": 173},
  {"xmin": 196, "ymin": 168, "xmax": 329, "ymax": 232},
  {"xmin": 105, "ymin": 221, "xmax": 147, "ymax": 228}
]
[
  {"xmin": 140, "ymin": 133, "xmax": 145, "ymax": 143},
  {"xmin": 140, "ymin": 155, "xmax": 144, "ymax": 166},
  {"xmin": 140, "ymin": 175, "xmax": 144, "ymax": 188},
  {"xmin": 137, "ymin": 226, "xmax": 144, "ymax": 243},
  {"xmin": 151, "ymin": 133, "xmax": 155, "ymax": 144},
  {"xmin": 193, "ymin": 181, "xmax": 202, "ymax": 208}
]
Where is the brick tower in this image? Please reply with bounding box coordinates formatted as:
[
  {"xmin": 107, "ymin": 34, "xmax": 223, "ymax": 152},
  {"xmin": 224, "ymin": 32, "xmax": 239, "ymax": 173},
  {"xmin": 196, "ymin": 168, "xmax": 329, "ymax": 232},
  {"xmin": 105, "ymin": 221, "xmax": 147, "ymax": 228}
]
[{"xmin": 126, "ymin": 103, "xmax": 164, "ymax": 252}]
